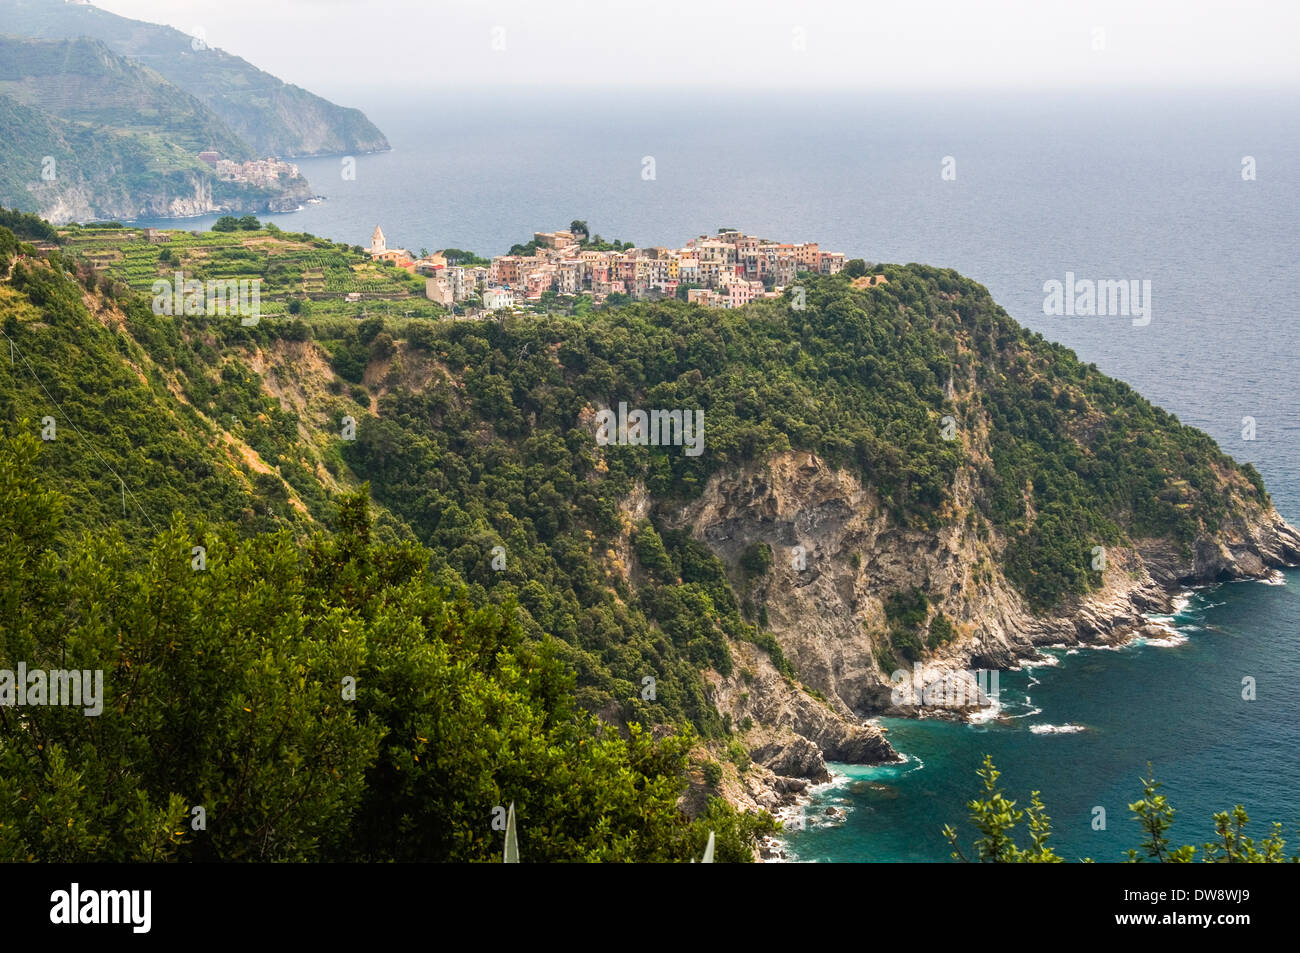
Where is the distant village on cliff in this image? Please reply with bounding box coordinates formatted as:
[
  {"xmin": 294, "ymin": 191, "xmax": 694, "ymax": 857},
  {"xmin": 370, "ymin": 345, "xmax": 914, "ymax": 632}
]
[{"xmin": 369, "ymin": 225, "xmax": 852, "ymax": 312}]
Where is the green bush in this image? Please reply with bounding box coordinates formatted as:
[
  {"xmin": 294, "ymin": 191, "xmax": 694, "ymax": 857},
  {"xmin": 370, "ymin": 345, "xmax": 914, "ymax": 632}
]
[
  {"xmin": 885, "ymin": 587, "xmax": 929, "ymax": 629},
  {"xmin": 740, "ymin": 541, "xmax": 773, "ymax": 578},
  {"xmin": 927, "ymin": 612, "xmax": 954, "ymax": 649},
  {"xmin": 727, "ymin": 740, "xmax": 751, "ymax": 772},
  {"xmin": 634, "ymin": 522, "xmax": 674, "ymax": 578},
  {"xmin": 892, "ymin": 627, "xmax": 925, "ymax": 664},
  {"xmin": 702, "ymin": 761, "xmax": 724, "ymax": 788}
]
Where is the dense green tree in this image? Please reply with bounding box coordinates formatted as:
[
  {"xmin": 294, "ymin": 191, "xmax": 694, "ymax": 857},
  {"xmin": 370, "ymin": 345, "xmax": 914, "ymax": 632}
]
[
  {"xmin": 0, "ymin": 208, "xmax": 59, "ymax": 243},
  {"xmin": 740, "ymin": 542, "xmax": 773, "ymax": 578},
  {"xmin": 0, "ymin": 433, "xmax": 771, "ymax": 862},
  {"xmin": 0, "ymin": 226, "xmax": 16, "ymax": 270}
]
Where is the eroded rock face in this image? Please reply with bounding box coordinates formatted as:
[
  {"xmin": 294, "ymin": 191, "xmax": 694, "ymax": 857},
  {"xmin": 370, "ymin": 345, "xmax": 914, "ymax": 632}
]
[
  {"xmin": 703, "ymin": 641, "xmax": 898, "ymax": 769},
  {"xmin": 662, "ymin": 449, "xmax": 1299, "ymax": 783},
  {"xmin": 1136, "ymin": 512, "xmax": 1300, "ymax": 588},
  {"xmin": 673, "ymin": 452, "xmax": 1052, "ymax": 722},
  {"xmin": 751, "ymin": 736, "xmax": 830, "ymax": 783}
]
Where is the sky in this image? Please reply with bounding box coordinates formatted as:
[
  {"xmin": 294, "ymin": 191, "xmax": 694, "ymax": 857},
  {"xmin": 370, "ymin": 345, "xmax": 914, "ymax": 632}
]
[{"xmin": 91, "ymin": 0, "xmax": 1300, "ymax": 106}]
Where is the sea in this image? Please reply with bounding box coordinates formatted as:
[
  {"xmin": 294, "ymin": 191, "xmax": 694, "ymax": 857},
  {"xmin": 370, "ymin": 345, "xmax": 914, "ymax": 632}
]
[{"xmin": 130, "ymin": 87, "xmax": 1300, "ymax": 862}]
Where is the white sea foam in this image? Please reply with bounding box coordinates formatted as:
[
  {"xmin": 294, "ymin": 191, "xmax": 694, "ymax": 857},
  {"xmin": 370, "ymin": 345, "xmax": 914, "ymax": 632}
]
[
  {"xmin": 1139, "ymin": 619, "xmax": 1190, "ymax": 647},
  {"xmin": 1010, "ymin": 706, "xmax": 1043, "ymax": 719},
  {"xmin": 1029, "ymin": 723, "xmax": 1086, "ymax": 734},
  {"xmin": 1260, "ymin": 570, "xmax": 1287, "ymax": 586},
  {"xmin": 809, "ymin": 771, "xmax": 846, "ymax": 797},
  {"xmin": 1144, "ymin": 631, "xmax": 1189, "ymax": 647},
  {"xmin": 1008, "ymin": 653, "xmax": 1061, "ymax": 672},
  {"xmin": 996, "ymin": 695, "xmax": 1043, "ymax": 719},
  {"xmin": 968, "ymin": 698, "xmax": 1002, "ymax": 724},
  {"xmin": 1140, "ymin": 590, "xmax": 1201, "ymax": 649},
  {"xmin": 1023, "ymin": 654, "xmax": 1061, "ymax": 668}
]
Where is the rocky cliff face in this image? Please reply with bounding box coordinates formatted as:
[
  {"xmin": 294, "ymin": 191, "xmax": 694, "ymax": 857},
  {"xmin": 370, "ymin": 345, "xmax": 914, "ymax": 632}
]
[
  {"xmin": 24, "ymin": 168, "xmax": 316, "ymax": 224},
  {"xmin": 658, "ymin": 448, "xmax": 1299, "ymax": 799}
]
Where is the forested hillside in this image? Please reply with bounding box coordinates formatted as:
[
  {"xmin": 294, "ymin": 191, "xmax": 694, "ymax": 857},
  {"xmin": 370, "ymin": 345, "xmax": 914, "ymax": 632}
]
[
  {"xmin": 0, "ymin": 215, "xmax": 1289, "ymax": 861},
  {"xmin": 0, "ymin": 36, "xmax": 252, "ymax": 160},
  {"xmin": 0, "ymin": 0, "xmax": 390, "ymax": 158},
  {"xmin": 0, "ymin": 1, "xmax": 388, "ymax": 221}
]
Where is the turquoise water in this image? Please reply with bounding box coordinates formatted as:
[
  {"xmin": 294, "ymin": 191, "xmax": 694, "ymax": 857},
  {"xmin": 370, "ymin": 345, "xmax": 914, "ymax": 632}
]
[{"xmin": 784, "ymin": 572, "xmax": 1300, "ymax": 862}]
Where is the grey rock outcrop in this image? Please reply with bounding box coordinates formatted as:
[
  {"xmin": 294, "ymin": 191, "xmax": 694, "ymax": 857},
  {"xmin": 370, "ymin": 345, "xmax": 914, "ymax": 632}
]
[{"xmin": 660, "ymin": 447, "xmax": 1298, "ymax": 795}]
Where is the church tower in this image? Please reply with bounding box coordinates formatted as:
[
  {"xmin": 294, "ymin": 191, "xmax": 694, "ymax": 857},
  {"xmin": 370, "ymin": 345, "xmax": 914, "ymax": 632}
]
[{"xmin": 370, "ymin": 225, "xmax": 386, "ymax": 256}]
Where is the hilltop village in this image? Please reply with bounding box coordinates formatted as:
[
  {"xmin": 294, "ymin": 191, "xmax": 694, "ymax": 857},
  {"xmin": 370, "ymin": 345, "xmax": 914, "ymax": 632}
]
[{"xmin": 368, "ymin": 226, "xmax": 850, "ymax": 311}]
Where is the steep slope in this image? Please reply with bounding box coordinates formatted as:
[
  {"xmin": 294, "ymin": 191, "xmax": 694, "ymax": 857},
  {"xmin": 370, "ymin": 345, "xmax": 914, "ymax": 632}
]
[
  {"xmin": 5, "ymin": 221, "xmax": 1297, "ymax": 819},
  {"xmin": 0, "ymin": 36, "xmax": 251, "ymax": 159},
  {"xmin": 0, "ymin": 249, "xmax": 325, "ymax": 540},
  {"xmin": 0, "ymin": 90, "xmax": 312, "ymax": 223},
  {"xmin": 327, "ymin": 265, "xmax": 1299, "ymax": 771},
  {"xmin": 0, "ymin": 0, "xmax": 390, "ymax": 157},
  {"xmin": 680, "ymin": 448, "xmax": 1299, "ymax": 728}
]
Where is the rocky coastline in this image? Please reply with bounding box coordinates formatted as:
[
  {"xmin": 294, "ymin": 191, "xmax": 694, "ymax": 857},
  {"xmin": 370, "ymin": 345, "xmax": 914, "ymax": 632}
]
[{"xmin": 660, "ymin": 451, "xmax": 1300, "ymax": 859}]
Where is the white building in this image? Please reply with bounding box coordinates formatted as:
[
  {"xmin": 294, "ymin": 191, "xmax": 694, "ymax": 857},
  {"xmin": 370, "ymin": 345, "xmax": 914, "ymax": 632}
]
[{"xmin": 483, "ymin": 287, "xmax": 515, "ymax": 310}]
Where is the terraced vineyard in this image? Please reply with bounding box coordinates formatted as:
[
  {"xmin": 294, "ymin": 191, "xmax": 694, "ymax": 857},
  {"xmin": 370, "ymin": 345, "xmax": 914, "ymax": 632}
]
[{"xmin": 60, "ymin": 226, "xmax": 432, "ymax": 309}]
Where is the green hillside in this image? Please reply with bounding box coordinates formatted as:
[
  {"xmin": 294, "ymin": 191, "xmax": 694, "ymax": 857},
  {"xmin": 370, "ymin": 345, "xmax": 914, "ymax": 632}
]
[
  {"xmin": 0, "ymin": 215, "xmax": 1287, "ymax": 862},
  {"xmin": 0, "ymin": 36, "xmax": 252, "ymax": 160},
  {"xmin": 0, "ymin": 0, "xmax": 390, "ymax": 157},
  {"xmin": 0, "ymin": 90, "xmax": 295, "ymax": 225},
  {"xmin": 5, "ymin": 215, "xmax": 1276, "ymax": 693},
  {"xmin": 0, "ymin": 221, "xmax": 769, "ymax": 862},
  {"xmin": 0, "ymin": 253, "xmax": 317, "ymax": 539},
  {"xmin": 59, "ymin": 224, "xmax": 430, "ymax": 307}
]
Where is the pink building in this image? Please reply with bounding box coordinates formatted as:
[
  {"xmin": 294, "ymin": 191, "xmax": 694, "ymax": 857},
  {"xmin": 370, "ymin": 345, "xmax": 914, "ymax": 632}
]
[
  {"xmin": 525, "ymin": 269, "xmax": 552, "ymax": 299},
  {"xmin": 727, "ymin": 279, "xmax": 763, "ymax": 309}
]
